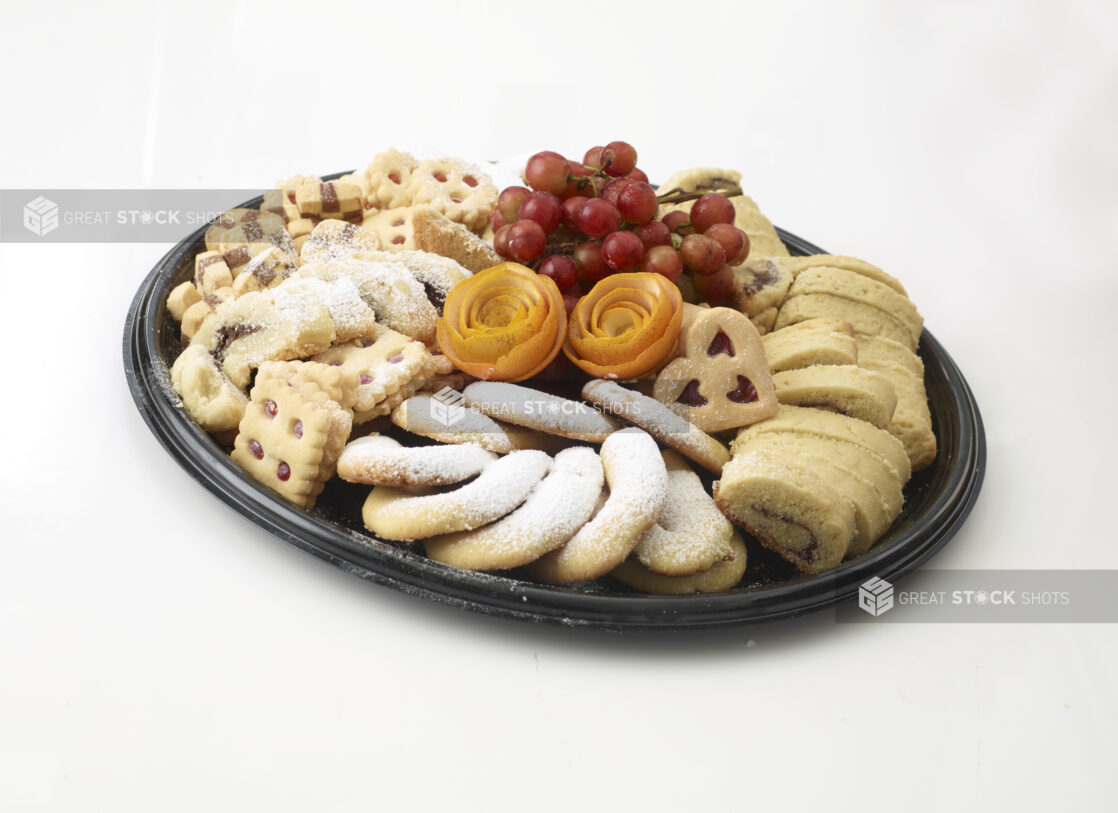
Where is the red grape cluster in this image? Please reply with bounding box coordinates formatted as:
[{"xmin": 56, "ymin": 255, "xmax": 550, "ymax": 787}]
[{"xmin": 491, "ymin": 141, "xmax": 751, "ymax": 308}]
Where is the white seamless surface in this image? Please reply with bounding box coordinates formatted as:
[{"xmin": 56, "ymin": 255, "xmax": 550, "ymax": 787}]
[{"xmin": 1, "ymin": 1, "xmax": 1116, "ymax": 810}]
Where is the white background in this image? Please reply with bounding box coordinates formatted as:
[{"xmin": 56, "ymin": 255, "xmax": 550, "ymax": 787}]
[{"xmin": 2, "ymin": 0, "xmax": 1116, "ymax": 809}]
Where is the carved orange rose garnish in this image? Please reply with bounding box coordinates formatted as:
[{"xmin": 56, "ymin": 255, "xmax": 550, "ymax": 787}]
[
  {"xmin": 563, "ymin": 272, "xmax": 683, "ymax": 379},
  {"xmin": 437, "ymin": 262, "xmax": 567, "ymax": 382}
]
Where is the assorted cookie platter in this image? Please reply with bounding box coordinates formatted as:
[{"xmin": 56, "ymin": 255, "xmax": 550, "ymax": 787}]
[{"xmin": 123, "ymin": 144, "xmax": 985, "ymax": 629}]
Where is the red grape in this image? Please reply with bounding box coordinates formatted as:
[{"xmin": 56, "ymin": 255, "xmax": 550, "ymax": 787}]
[
  {"xmin": 680, "ymin": 234, "xmax": 725, "ymax": 275},
  {"xmin": 493, "ymin": 224, "xmax": 513, "ymax": 257},
  {"xmin": 577, "ymin": 198, "xmax": 622, "ymax": 238},
  {"xmin": 661, "ymin": 210, "xmax": 693, "ymax": 235},
  {"xmin": 490, "ymin": 208, "xmax": 507, "ymax": 232},
  {"xmin": 524, "ymin": 151, "xmax": 570, "ymax": 196},
  {"xmin": 704, "ymin": 223, "xmax": 749, "ymax": 265},
  {"xmin": 601, "ymin": 230, "xmax": 643, "ymax": 272},
  {"xmin": 627, "ymin": 168, "xmax": 649, "ymax": 184},
  {"xmin": 538, "ymin": 254, "xmax": 578, "ymax": 292},
  {"xmin": 690, "ymin": 193, "xmax": 736, "ymax": 233},
  {"xmin": 519, "ymin": 191, "xmax": 562, "ymax": 234},
  {"xmin": 693, "ymin": 263, "xmax": 734, "ymax": 302},
  {"xmin": 562, "ymin": 294, "xmax": 580, "ymax": 316},
  {"xmin": 634, "ymin": 220, "xmax": 671, "ymax": 248},
  {"xmin": 640, "ymin": 245, "xmax": 683, "ymax": 282},
  {"xmin": 505, "ymin": 220, "xmax": 547, "ymax": 263},
  {"xmin": 602, "ymin": 177, "xmax": 632, "ymax": 206},
  {"xmin": 601, "ymin": 140, "xmax": 637, "ymax": 177},
  {"xmin": 573, "ymin": 241, "xmax": 610, "ymax": 287},
  {"xmin": 675, "ymin": 274, "xmax": 698, "ymax": 304},
  {"xmin": 497, "ymin": 186, "xmax": 529, "ymax": 223},
  {"xmin": 561, "ymin": 196, "xmax": 589, "ymax": 232},
  {"xmin": 616, "ymin": 181, "xmax": 657, "ymax": 225},
  {"xmin": 583, "ymin": 146, "xmax": 605, "ymax": 171}
]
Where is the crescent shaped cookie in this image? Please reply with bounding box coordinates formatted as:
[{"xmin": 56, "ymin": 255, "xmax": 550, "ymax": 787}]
[
  {"xmin": 529, "ymin": 428, "xmax": 667, "ymax": 584},
  {"xmin": 424, "ymin": 446, "xmax": 605, "ymax": 570},
  {"xmin": 361, "ymin": 450, "xmax": 550, "ymax": 541},
  {"xmin": 611, "ymin": 532, "xmax": 748, "ymax": 594},
  {"xmin": 337, "ymin": 434, "xmax": 496, "ymax": 487}
]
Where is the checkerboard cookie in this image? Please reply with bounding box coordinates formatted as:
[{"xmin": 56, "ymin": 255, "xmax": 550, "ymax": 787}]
[{"xmin": 205, "ymin": 208, "xmax": 296, "ymax": 272}]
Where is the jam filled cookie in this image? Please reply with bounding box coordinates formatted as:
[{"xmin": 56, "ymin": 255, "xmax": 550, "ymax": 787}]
[
  {"xmin": 365, "ymin": 149, "xmax": 420, "ymax": 210},
  {"xmin": 231, "ymin": 377, "xmax": 353, "ymax": 509},
  {"xmin": 652, "ymin": 306, "xmax": 778, "ymax": 433},
  {"xmin": 405, "ymin": 158, "xmax": 497, "ymax": 233}
]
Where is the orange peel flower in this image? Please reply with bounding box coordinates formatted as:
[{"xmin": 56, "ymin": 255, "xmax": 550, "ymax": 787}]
[
  {"xmin": 437, "ymin": 262, "xmax": 567, "ymax": 382},
  {"xmin": 563, "ymin": 272, "xmax": 683, "ymax": 379}
]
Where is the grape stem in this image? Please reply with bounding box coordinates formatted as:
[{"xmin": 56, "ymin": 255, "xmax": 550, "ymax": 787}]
[{"xmin": 655, "ymin": 182, "xmax": 745, "ymax": 206}]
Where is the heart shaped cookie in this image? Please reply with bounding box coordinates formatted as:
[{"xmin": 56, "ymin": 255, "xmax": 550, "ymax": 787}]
[{"xmin": 652, "ymin": 306, "xmax": 778, "ymax": 433}]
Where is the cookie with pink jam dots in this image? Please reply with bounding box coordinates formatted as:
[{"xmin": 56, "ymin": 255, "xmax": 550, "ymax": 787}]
[
  {"xmin": 311, "ymin": 329, "xmax": 434, "ymax": 424},
  {"xmin": 365, "ymin": 149, "xmax": 420, "ymax": 209},
  {"xmin": 255, "ymin": 359, "xmax": 360, "ymax": 411},
  {"xmin": 611, "ymin": 531, "xmax": 747, "ymax": 595},
  {"xmin": 462, "ymin": 381, "xmax": 621, "ymax": 443},
  {"xmin": 193, "ymin": 251, "xmax": 234, "ymax": 296},
  {"xmin": 337, "ymin": 434, "xmax": 496, "ymax": 487},
  {"xmin": 231, "ymin": 246, "xmax": 300, "ymax": 295},
  {"xmin": 293, "ymin": 256, "xmax": 438, "ymax": 343},
  {"xmin": 167, "ymin": 280, "xmax": 202, "ymax": 322},
  {"xmin": 582, "ymin": 379, "xmax": 731, "ymax": 474},
  {"xmin": 361, "ymin": 450, "xmax": 550, "ymax": 542},
  {"xmin": 405, "ymin": 158, "xmax": 498, "ymax": 233},
  {"xmin": 425, "ymin": 446, "xmax": 605, "ymax": 571},
  {"xmin": 189, "ymin": 285, "xmax": 337, "ymax": 390},
  {"xmin": 300, "ymin": 219, "xmax": 382, "ymax": 263},
  {"xmin": 361, "ymin": 206, "xmax": 418, "ymax": 251},
  {"xmin": 630, "ymin": 450, "xmax": 735, "ymax": 577},
  {"xmin": 171, "ymin": 344, "xmax": 250, "ymax": 434},
  {"xmin": 204, "ymin": 208, "xmax": 297, "ymax": 272},
  {"xmin": 529, "ymin": 428, "xmax": 668, "ymax": 584},
  {"xmin": 231, "ymin": 377, "xmax": 353, "ymax": 508},
  {"xmin": 294, "ymin": 179, "xmax": 364, "ymax": 222},
  {"xmin": 652, "ymin": 306, "xmax": 778, "ymax": 433}
]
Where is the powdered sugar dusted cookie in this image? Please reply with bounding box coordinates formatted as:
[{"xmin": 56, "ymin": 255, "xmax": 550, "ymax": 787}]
[
  {"xmin": 365, "ymin": 149, "xmax": 419, "ymax": 210},
  {"xmin": 529, "ymin": 428, "xmax": 668, "ymax": 584},
  {"xmin": 300, "ymin": 219, "xmax": 381, "ymax": 263},
  {"xmin": 463, "ymin": 381, "xmax": 621, "ymax": 442},
  {"xmin": 361, "ymin": 449, "xmax": 550, "ymax": 541},
  {"xmin": 311, "ymin": 329, "xmax": 434, "ymax": 423},
  {"xmin": 338, "ymin": 434, "xmax": 496, "ymax": 487},
  {"xmin": 406, "ymin": 158, "xmax": 497, "ymax": 233},
  {"xmin": 354, "ymin": 249, "xmax": 471, "ymax": 313},
  {"xmin": 231, "ymin": 377, "xmax": 353, "ymax": 508},
  {"xmin": 294, "ymin": 256, "xmax": 438, "ymax": 343},
  {"xmin": 425, "ymin": 446, "xmax": 605, "ymax": 571},
  {"xmin": 189, "ymin": 285, "xmax": 337, "ymax": 390},
  {"xmin": 632, "ymin": 450, "xmax": 735, "ymax": 577},
  {"xmin": 611, "ymin": 531, "xmax": 747, "ymax": 594},
  {"xmin": 171, "ymin": 344, "xmax": 250, "ymax": 434}
]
